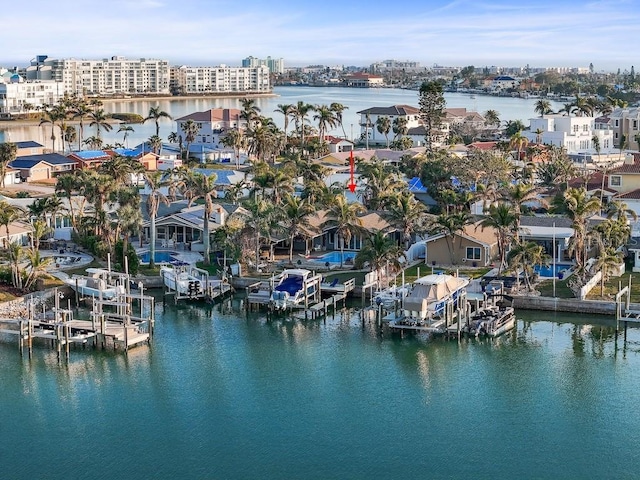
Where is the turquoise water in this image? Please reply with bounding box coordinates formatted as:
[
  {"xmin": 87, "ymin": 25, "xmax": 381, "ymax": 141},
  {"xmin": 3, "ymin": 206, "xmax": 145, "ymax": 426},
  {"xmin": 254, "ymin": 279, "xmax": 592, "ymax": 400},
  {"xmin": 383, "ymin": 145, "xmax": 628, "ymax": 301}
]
[
  {"xmin": 2, "ymin": 300, "xmax": 640, "ymax": 479},
  {"xmin": 534, "ymin": 262, "xmax": 573, "ymax": 278},
  {"xmin": 138, "ymin": 250, "xmax": 179, "ymax": 264},
  {"xmin": 312, "ymin": 250, "xmax": 357, "ymax": 264}
]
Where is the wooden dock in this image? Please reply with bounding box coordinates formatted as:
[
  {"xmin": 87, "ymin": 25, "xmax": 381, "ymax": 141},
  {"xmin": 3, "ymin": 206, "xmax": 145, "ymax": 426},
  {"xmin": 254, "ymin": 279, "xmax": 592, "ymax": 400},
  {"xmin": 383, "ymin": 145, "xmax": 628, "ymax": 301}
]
[{"xmin": 0, "ymin": 287, "xmax": 155, "ymax": 359}]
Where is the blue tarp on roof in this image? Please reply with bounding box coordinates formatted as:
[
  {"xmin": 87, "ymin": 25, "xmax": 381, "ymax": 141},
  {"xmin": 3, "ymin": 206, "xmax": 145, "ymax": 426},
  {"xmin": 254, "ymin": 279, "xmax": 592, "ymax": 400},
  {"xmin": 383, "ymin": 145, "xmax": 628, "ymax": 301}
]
[
  {"xmin": 72, "ymin": 150, "xmax": 109, "ymax": 160},
  {"xmin": 113, "ymin": 147, "xmax": 144, "ymax": 157},
  {"xmin": 407, "ymin": 177, "xmax": 427, "ymax": 193}
]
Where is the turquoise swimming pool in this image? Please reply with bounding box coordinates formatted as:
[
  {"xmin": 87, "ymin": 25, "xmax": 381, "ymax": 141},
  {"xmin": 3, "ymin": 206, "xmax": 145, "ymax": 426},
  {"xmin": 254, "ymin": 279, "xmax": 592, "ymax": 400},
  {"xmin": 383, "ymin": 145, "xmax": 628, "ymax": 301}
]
[
  {"xmin": 312, "ymin": 251, "xmax": 357, "ymax": 264},
  {"xmin": 138, "ymin": 251, "xmax": 179, "ymax": 264}
]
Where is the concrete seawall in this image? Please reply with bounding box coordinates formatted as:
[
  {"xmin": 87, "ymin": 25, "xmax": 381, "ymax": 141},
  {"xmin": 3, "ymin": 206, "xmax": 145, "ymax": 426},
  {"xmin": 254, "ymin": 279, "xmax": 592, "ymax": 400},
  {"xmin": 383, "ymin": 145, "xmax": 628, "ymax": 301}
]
[{"xmin": 513, "ymin": 295, "xmax": 640, "ymax": 316}]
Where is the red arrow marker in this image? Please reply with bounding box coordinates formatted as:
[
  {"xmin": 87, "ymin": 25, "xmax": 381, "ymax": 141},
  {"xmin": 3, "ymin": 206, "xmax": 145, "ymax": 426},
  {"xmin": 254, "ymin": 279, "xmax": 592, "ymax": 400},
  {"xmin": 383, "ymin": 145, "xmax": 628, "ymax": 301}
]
[{"xmin": 348, "ymin": 150, "xmax": 356, "ymax": 193}]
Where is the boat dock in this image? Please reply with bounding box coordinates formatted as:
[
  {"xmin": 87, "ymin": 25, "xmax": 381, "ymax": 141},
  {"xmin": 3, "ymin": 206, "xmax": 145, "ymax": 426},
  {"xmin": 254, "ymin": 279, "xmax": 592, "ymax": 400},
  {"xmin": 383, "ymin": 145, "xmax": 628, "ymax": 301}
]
[
  {"xmin": 0, "ymin": 287, "xmax": 155, "ymax": 359},
  {"xmin": 245, "ymin": 275, "xmax": 355, "ymax": 318},
  {"xmin": 162, "ymin": 265, "xmax": 233, "ymax": 303}
]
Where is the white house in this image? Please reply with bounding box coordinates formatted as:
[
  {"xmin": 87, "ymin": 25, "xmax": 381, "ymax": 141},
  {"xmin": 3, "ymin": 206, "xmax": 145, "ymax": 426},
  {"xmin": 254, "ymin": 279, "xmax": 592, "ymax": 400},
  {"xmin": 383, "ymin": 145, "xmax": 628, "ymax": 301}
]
[
  {"xmin": 525, "ymin": 115, "xmax": 615, "ymax": 156},
  {"xmin": 356, "ymin": 105, "xmax": 420, "ymax": 144},
  {"xmin": 175, "ymin": 108, "xmax": 247, "ymax": 147},
  {"xmin": 0, "ymin": 76, "xmax": 63, "ymax": 116},
  {"xmin": 490, "ymin": 75, "xmax": 520, "ymax": 92}
]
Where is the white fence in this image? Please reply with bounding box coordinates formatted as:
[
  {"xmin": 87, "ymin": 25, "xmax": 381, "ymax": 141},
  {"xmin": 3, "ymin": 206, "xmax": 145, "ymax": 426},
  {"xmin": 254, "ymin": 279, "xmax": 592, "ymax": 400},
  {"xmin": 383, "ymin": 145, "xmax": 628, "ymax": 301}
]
[{"xmin": 579, "ymin": 271, "xmax": 602, "ymax": 300}]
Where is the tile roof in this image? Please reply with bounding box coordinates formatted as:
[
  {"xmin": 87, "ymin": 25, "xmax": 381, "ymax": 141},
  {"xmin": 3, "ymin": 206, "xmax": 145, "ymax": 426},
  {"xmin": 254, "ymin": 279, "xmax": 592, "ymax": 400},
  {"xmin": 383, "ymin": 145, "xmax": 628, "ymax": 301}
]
[
  {"xmin": 615, "ymin": 188, "xmax": 640, "ymax": 200},
  {"xmin": 356, "ymin": 105, "xmax": 419, "ymax": 116},
  {"xmin": 467, "ymin": 141, "xmax": 498, "ymax": 150},
  {"xmin": 175, "ymin": 108, "xmax": 243, "ymax": 123},
  {"xmin": 609, "ymin": 163, "xmax": 640, "ymax": 174}
]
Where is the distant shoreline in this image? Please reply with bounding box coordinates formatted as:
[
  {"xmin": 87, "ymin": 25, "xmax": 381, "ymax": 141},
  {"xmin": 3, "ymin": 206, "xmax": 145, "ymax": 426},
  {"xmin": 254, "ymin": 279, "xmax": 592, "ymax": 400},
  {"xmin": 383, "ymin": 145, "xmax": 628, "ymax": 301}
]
[{"xmin": 97, "ymin": 92, "xmax": 278, "ymax": 103}]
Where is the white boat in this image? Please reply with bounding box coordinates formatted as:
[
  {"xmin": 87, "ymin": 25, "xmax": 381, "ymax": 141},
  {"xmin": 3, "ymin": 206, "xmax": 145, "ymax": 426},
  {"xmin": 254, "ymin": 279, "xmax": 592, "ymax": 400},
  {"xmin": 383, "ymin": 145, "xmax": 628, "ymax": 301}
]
[
  {"xmin": 270, "ymin": 269, "xmax": 321, "ymax": 311},
  {"xmin": 373, "ymin": 284, "xmax": 411, "ymax": 309},
  {"xmin": 66, "ymin": 268, "xmax": 126, "ymax": 299},
  {"xmin": 465, "ymin": 305, "xmax": 515, "ymax": 337},
  {"xmin": 160, "ymin": 265, "xmax": 203, "ymax": 297},
  {"xmin": 402, "ymin": 274, "xmax": 469, "ymax": 320}
]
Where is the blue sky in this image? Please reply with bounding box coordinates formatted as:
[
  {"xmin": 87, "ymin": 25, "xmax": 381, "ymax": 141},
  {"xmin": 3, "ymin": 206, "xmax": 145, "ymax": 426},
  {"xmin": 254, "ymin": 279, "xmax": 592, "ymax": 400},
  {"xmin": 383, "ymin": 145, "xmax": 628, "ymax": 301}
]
[{"xmin": 2, "ymin": 0, "xmax": 638, "ymax": 70}]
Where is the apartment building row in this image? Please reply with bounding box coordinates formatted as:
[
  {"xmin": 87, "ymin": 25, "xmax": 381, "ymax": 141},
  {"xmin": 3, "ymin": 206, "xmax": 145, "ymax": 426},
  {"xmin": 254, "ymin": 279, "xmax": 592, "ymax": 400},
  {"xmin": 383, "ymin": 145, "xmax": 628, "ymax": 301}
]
[{"xmin": 0, "ymin": 55, "xmax": 272, "ymax": 114}]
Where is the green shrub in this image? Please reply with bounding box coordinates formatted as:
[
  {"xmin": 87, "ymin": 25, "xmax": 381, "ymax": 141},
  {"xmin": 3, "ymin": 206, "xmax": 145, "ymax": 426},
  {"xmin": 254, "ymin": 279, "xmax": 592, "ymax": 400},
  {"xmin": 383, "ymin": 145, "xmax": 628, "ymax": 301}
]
[
  {"xmin": 114, "ymin": 240, "xmax": 139, "ymax": 275},
  {"xmin": 109, "ymin": 113, "xmax": 144, "ymax": 124}
]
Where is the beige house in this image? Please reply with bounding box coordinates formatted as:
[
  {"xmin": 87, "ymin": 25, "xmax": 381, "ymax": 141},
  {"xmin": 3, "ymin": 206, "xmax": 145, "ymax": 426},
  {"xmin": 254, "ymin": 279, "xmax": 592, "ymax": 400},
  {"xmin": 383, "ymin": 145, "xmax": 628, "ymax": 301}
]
[
  {"xmin": 608, "ymin": 160, "xmax": 640, "ymax": 194},
  {"xmin": 610, "ymin": 107, "xmax": 640, "ymax": 149},
  {"xmin": 424, "ymin": 222, "xmax": 498, "ymax": 267}
]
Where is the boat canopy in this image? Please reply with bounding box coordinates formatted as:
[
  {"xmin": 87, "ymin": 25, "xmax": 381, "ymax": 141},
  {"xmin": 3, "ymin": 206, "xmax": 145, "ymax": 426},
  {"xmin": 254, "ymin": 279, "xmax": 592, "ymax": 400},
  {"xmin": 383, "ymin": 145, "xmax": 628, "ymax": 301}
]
[{"xmin": 403, "ymin": 275, "xmax": 469, "ymax": 313}]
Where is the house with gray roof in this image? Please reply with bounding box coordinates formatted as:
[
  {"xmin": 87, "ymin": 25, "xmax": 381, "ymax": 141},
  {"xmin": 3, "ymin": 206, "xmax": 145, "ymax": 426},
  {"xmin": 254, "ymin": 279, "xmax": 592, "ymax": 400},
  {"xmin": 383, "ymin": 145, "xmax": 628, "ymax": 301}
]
[{"xmin": 9, "ymin": 153, "xmax": 76, "ymax": 182}]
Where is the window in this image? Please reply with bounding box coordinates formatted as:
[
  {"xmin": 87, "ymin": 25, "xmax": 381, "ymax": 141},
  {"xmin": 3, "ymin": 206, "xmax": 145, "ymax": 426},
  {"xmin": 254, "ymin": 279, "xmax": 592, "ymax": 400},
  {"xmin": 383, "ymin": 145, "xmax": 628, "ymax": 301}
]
[
  {"xmin": 610, "ymin": 176, "xmax": 621, "ymax": 187},
  {"xmin": 466, "ymin": 247, "xmax": 481, "ymax": 260},
  {"xmin": 615, "ymin": 120, "xmax": 619, "ymax": 127}
]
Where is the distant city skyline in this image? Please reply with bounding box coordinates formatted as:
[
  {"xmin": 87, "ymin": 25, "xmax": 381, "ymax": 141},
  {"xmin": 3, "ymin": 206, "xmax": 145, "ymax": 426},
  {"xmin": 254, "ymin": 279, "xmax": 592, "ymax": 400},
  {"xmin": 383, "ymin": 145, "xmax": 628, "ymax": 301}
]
[{"xmin": 1, "ymin": 0, "xmax": 639, "ymax": 71}]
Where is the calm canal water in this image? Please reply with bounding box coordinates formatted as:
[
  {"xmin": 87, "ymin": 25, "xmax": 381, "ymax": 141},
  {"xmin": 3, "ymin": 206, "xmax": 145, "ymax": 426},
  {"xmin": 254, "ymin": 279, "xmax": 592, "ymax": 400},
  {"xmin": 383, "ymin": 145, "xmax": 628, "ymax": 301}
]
[
  {"xmin": 2, "ymin": 300, "xmax": 639, "ymax": 479},
  {"xmin": 0, "ymin": 87, "xmax": 563, "ymax": 148}
]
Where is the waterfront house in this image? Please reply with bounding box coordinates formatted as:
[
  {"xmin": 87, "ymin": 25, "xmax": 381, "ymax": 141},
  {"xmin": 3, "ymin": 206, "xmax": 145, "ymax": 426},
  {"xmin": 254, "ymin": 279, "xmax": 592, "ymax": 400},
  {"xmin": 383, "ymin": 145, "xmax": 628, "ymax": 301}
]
[
  {"xmin": 67, "ymin": 150, "xmax": 112, "ymax": 170},
  {"xmin": 423, "ymin": 221, "xmax": 499, "ymax": 266},
  {"xmin": 175, "ymin": 108, "xmax": 246, "ymax": 148},
  {"xmin": 109, "ymin": 147, "xmax": 159, "ymax": 171},
  {"xmin": 141, "ymin": 201, "xmax": 245, "ymax": 251},
  {"xmin": 490, "ymin": 75, "xmax": 520, "ymax": 93},
  {"xmin": 524, "ymin": 114, "xmax": 614, "ymax": 157},
  {"xmin": 10, "ymin": 153, "xmax": 76, "ymax": 182},
  {"xmin": 15, "ymin": 141, "xmax": 45, "ymax": 157},
  {"xmin": 344, "ymin": 72, "xmax": 384, "ymax": 88},
  {"xmin": 610, "ymin": 107, "xmax": 640, "ymax": 149},
  {"xmin": 0, "ymin": 220, "xmax": 33, "ymax": 247},
  {"xmin": 356, "ymin": 105, "xmax": 420, "ymax": 145}
]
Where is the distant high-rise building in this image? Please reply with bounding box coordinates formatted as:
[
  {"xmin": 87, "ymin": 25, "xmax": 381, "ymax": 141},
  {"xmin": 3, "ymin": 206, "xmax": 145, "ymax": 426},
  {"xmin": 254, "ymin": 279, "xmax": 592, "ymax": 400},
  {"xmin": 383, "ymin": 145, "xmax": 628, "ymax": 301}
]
[
  {"xmin": 170, "ymin": 65, "xmax": 271, "ymax": 94},
  {"xmin": 242, "ymin": 56, "xmax": 284, "ymax": 74},
  {"xmin": 26, "ymin": 55, "xmax": 170, "ymax": 96}
]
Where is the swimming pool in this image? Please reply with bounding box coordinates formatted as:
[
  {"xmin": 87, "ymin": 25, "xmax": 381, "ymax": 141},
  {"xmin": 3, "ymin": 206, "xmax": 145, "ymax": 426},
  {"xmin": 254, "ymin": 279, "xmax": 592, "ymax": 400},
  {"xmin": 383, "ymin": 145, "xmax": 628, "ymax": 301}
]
[
  {"xmin": 534, "ymin": 263, "xmax": 572, "ymax": 278},
  {"xmin": 138, "ymin": 251, "xmax": 180, "ymax": 264},
  {"xmin": 312, "ymin": 251, "xmax": 357, "ymax": 265}
]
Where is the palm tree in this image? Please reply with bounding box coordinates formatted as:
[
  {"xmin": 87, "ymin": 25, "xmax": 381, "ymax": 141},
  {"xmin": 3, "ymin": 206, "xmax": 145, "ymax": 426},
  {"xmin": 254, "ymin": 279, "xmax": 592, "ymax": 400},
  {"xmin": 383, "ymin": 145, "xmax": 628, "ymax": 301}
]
[
  {"xmin": 563, "ymin": 187, "xmax": 601, "ymax": 275},
  {"xmin": 291, "ymin": 101, "xmax": 314, "ymax": 150},
  {"xmin": 477, "ymin": 203, "xmax": 516, "ymax": 274},
  {"xmin": 314, "ymin": 104, "xmax": 338, "ymax": 145},
  {"xmin": 329, "ymin": 102, "xmax": 348, "ymax": 139},
  {"xmin": 606, "ymin": 200, "xmax": 638, "ymax": 222},
  {"xmin": 23, "ymin": 248, "xmax": 53, "ymax": 291},
  {"xmin": 0, "ymin": 201, "xmax": 24, "ymax": 288},
  {"xmin": 148, "ymin": 135, "xmax": 163, "ymax": 155},
  {"xmin": 321, "ymin": 194, "xmax": 365, "ymax": 268},
  {"xmin": 382, "ymin": 192, "xmax": 427, "ymax": 249},
  {"xmin": 274, "ymin": 103, "xmax": 294, "ymax": 141},
  {"xmin": 89, "ymin": 109, "xmax": 113, "ymax": 139},
  {"xmin": 500, "ymin": 182, "xmax": 539, "ymax": 235},
  {"xmin": 509, "ymin": 130, "xmax": 529, "ymax": 162},
  {"xmin": 63, "ymin": 125, "xmax": 77, "ymax": 153},
  {"xmin": 181, "ymin": 119, "xmax": 200, "ymax": 161},
  {"xmin": 39, "ymin": 107, "xmax": 64, "ymax": 151},
  {"xmin": 428, "ymin": 212, "xmax": 470, "ymax": 264},
  {"xmin": 144, "ymin": 106, "xmax": 172, "ymax": 137},
  {"xmin": 220, "ymin": 128, "xmax": 245, "ymax": 168},
  {"xmin": 392, "ymin": 116, "xmax": 409, "ymax": 140},
  {"xmin": 118, "ymin": 125, "xmax": 135, "ymax": 148},
  {"xmin": 507, "ymin": 240, "xmax": 547, "ymax": 292},
  {"xmin": 591, "ymin": 249, "xmax": 623, "ymax": 297},
  {"xmin": 241, "ymin": 197, "xmax": 277, "ymax": 268},
  {"xmin": 281, "ymin": 194, "xmax": 313, "ymax": 262},
  {"xmin": 183, "ymin": 171, "xmax": 218, "ymax": 265},
  {"xmin": 483, "ymin": 110, "xmax": 500, "ymax": 129},
  {"xmin": 83, "ymin": 136, "xmax": 104, "ymax": 150},
  {"xmin": 376, "ymin": 116, "xmax": 392, "ymax": 148},
  {"xmin": 355, "ymin": 231, "xmax": 404, "ymax": 288},
  {"xmin": 0, "ymin": 142, "xmax": 17, "ymax": 188},
  {"xmin": 71, "ymin": 101, "xmax": 92, "ymax": 150},
  {"xmin": 143, "ymin": 171, "xmax": 170, "ymax": 269},
  {"xmin": 534, "ymin": 99, "xmax": 553, "ymax": 117},
  {"xmin": 117, "ymin": 203, "xmax": 143, "ymax": 264}
]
